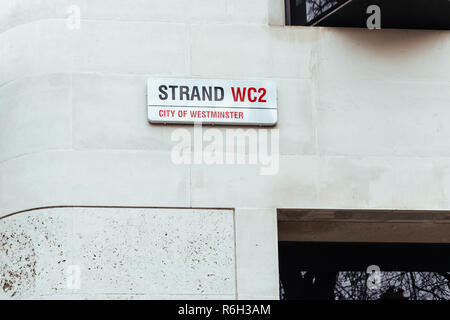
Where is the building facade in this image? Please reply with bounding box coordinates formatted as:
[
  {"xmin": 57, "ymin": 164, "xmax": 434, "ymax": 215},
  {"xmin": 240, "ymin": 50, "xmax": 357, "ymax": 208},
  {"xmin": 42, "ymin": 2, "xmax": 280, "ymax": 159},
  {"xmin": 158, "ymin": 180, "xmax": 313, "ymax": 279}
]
[{"xmin": 1, "ymin": 0, "xmax": 450, "ymax": 299}]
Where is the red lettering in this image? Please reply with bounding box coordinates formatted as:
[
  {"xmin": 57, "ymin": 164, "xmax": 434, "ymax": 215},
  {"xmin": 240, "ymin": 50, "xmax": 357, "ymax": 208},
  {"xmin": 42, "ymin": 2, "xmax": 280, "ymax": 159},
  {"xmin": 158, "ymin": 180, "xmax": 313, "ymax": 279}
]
[
  {"xmin": 159, "ymin": 109, "xmax": 175, "ymax": 117},
  {"xmin": 258, "ymin": 88, "xmax": 267, "ymax": 103},
  {"xmin": 248, "ymin": 87, "xmax": 257, "ymax": 102},
  {"xmin": 231, "ymin": 87, "xmax": 247, "ymax": 102}
]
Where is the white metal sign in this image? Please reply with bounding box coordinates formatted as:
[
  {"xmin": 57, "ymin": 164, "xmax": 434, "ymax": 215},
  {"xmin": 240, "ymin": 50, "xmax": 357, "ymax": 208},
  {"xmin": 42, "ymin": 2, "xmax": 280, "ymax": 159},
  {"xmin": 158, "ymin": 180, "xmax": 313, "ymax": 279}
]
[{"xmin": 147, "ymin": 78, "xmax": 277, "ymax": 126}]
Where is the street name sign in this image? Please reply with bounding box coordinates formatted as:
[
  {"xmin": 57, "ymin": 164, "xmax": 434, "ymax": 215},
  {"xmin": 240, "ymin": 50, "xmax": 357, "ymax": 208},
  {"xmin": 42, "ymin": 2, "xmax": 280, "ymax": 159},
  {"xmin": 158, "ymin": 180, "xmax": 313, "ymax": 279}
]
[{"xmin": 147, "ymin": 78, "xmax": 277, "ymax": 126}]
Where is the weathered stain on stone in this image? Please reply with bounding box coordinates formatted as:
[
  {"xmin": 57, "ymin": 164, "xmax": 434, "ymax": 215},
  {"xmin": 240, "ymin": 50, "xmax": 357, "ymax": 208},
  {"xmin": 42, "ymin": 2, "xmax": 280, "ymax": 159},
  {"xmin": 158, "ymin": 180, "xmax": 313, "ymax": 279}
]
[
  {"xmin": 0, "ymin": 229, "xmax": 37, "ymax": 298},
  {"xmin": 0, "ymin": 213, "xmax": 67, "ymax": 299},
  {"xmin": 1, "ymin": 207, "xmax": 235, "ymax": 299}
]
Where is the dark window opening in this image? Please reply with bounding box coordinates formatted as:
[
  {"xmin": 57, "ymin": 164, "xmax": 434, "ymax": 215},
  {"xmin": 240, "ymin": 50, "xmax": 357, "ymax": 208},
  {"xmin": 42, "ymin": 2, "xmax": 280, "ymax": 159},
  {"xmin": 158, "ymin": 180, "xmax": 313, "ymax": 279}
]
[
  {"xmin": 277, "ymin": 209, "xmax": 450, "ymax": 300},
  {"xmin": 285, "ymin": 0, "xmax": 450, "ymax": 30},
  {"xmin": 279, "ymin": 242, "xmax": 450, "ymax": 300}
]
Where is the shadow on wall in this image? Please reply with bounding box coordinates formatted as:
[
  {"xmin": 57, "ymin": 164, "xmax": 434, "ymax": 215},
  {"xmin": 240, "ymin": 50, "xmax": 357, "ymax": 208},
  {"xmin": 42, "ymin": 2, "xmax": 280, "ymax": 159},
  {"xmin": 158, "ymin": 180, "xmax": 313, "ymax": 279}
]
[{"xmin": 327, "ymin": 27, "xmax": 449, "ymax": 58}]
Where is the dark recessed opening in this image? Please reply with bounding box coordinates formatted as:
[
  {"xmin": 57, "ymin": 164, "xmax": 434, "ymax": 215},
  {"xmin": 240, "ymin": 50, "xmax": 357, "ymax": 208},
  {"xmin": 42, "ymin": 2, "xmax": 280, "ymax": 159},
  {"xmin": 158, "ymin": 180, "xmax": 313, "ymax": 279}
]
[
  {"xmin": 279, "ymin": 241, "xmax": 450, "ymax": 300},
  {"xmin": 285, "ymin": 0, "xmax": 450, "ymax": 30},
  {"xmin": 278, "ymin": 209, "xmax": 450, "ymax": 300}
]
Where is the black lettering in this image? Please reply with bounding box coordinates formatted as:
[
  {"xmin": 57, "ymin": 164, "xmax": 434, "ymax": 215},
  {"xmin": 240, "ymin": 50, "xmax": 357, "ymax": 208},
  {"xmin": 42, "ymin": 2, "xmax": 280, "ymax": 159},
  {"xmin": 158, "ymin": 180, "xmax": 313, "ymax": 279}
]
[
  {"xmin": 158, "ymin": 85, "xmax": 168, "ymax": 100},
  {"xmin": 214, "ymin": 87, "xmax": 224, "ymax": 101},
  {"xmin": 202, "ymin": 86, "xmax": 212, "ymax": 101},
  {"xmin": 191, "ymin": 86, "xmax": 200, "ymax": 101},
  {"xmin": 179, "ymin": 86, "xmax": 189, "ymax": 101},
  {"xmin": 168, "ymin": 85, "xmax": 178, "ymax": 100}
]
